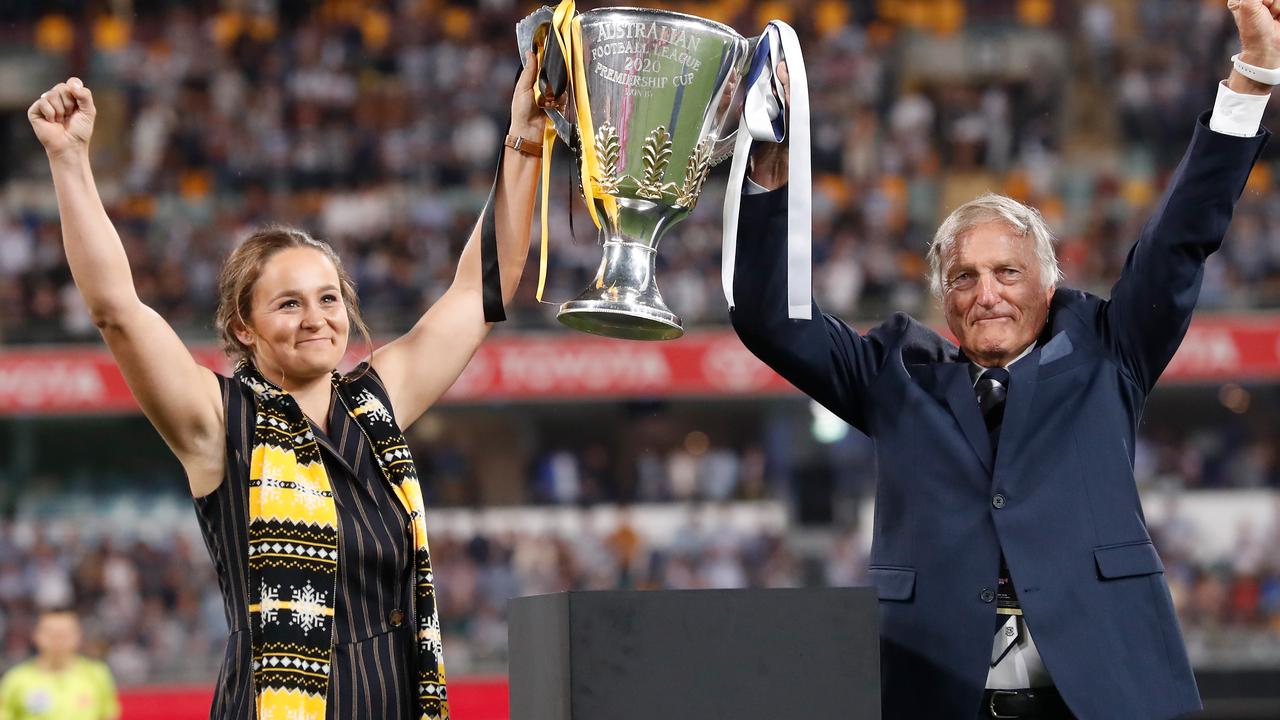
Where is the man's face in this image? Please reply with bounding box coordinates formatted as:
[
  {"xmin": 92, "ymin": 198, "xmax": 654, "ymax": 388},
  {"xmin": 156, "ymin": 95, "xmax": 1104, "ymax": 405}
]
[
  {"xmin": 941, "ymin": 221, "xmax": 1055, "ymax": 367},
  {"xmin": 33, "ymin": 612, "xmax": 80, "ymax": 662}
]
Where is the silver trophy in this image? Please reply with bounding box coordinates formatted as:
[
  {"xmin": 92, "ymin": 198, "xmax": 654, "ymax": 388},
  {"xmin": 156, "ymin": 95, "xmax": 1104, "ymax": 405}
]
[{"xmin": 519, "ymin": 6, "xmax": 755, "ymax": 340}]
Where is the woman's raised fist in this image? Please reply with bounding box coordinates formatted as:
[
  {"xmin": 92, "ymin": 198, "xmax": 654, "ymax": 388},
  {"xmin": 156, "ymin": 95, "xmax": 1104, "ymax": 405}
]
[{"xmin": 29, "ymin": 77, "xmax": 97, "ymax": 159}]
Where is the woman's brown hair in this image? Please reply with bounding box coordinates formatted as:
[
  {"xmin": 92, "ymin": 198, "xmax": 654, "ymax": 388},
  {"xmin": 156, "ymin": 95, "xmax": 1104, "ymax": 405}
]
[{"xmin": 214, "ymin": 225, "xmax": 373, "ymax": 368}]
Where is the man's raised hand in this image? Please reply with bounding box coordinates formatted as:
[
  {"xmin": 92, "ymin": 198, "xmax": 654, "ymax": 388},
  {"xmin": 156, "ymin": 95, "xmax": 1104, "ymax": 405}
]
[{"xmin": 1231, "ymin": 0, "xmax": 1280, "ymax": 68}]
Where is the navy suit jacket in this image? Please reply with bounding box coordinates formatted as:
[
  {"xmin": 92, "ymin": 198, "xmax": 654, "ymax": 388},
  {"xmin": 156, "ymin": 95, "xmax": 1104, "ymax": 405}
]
[{"xmin": 730, "ymin": 115, "xmax": 1267, "ymax": 719}]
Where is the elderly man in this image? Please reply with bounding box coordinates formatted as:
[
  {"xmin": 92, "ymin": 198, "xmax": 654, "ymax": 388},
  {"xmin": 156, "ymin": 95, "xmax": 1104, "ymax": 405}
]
[{"xmin": 730, "ymin": 2, "xmax": 1278, "ymax": 718}]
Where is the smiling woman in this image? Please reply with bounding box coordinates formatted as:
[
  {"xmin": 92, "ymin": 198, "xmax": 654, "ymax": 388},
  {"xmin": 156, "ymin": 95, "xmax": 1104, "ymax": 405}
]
[
  {"xmin": 27, "ymin": 56, "xmax": 546, "ymax": 720},
  {"xmin": 214, "ymin": 228, "xmax": 371, "ymax": 403}
]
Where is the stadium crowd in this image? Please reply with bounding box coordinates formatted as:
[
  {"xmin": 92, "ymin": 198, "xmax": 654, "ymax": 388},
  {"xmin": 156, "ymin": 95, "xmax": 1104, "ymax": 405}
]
[
  {"xmin": 3, "ymin": 1, "xmax": 1280, "ymax": 344},
  {"xmin": 515, "ymin": 412, "xmax": 1280, "ymax": 506},
  {"xmin": 0, "ymin": 501, "xmax": 1275, "ymax": 684}
]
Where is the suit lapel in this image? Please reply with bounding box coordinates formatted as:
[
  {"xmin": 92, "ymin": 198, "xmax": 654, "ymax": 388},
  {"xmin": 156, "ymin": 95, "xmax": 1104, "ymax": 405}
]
[
  {"xmin": 936, "ymin": 363, "xmax": 994, "ymax": 474},
  {"xmin": 910, "ymin": 332, "xmax": 1056, "ymax": 480}
]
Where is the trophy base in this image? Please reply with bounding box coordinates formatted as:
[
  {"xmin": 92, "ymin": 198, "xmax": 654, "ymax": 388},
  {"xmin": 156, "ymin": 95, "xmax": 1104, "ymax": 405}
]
[{"xmin": 558, "ymin": 300, "xmax": 684, "ymax": 341}]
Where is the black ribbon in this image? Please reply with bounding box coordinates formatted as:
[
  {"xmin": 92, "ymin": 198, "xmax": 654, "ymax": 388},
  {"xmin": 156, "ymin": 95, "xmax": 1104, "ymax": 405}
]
[
  {"xmin": 479, "ymin": 65, "xmax": 533, "ymax": 324},
  {"xmin": 480, "ymin": 145, "xmax": 508, "ymax": 323}
]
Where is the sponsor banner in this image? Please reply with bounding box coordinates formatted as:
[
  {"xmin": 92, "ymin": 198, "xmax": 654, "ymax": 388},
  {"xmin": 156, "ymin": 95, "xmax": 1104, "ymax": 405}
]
[
  {"xmin": 442, "ymin": 333, "xmax": 791, "ymax": 401},
  {"xmin": 120, "ymin": 678, "xmax": 509, "ymax": 720},
  {"xmin": 0, "ymin": 348, "xmax": 228, "ymax": 415},
  {"xmin": 0, "ymin": 333, "xmax": 793, "ymax": 414},
  {"xmin": 1162, "ymin": 315, "xmax": 1280, "ymax": 380},
  {"xmin": 2, "ymin": 315, "xmax": 1279, "ymax": 414}
]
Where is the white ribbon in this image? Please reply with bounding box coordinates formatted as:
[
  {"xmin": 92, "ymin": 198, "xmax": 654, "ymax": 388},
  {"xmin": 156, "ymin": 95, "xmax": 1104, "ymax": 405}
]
[{"xmin": 722, "ymin": 20, "xmax": 812, "ymax": 320}]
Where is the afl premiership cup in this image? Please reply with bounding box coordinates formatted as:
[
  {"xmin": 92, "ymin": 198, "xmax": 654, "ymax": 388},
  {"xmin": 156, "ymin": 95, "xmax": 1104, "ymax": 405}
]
[{"xmin": 519, "ymin": 5, "xmax": 755, "ymax": 340}]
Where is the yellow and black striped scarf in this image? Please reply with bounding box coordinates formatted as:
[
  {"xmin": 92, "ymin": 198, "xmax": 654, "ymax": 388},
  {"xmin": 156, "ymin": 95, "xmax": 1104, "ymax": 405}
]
[{"xmin": 237, "ymin": 361, "xmax": 448, "ymax": 720}]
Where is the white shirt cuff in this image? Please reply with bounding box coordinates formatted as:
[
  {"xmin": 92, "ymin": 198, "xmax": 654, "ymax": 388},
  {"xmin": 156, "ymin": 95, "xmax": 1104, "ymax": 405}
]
[
  {"xmin": 744, "ymin": 177, "xmax": 769, "ymax": 195},
  {"xmin": 1209, "ymin": 80, "xmax": 1269, "ymax": 137}
]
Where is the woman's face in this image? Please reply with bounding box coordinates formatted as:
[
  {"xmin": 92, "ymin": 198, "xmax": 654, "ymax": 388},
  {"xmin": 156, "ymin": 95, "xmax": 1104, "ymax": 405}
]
[{"xmin": 237, "ymin": 246, "xmax": 350, "ymax": 383}]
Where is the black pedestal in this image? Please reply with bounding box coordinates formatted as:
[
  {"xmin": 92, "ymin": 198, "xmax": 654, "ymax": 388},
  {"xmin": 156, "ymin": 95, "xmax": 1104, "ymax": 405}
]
[{"xmin": 508, "ymin": 588, "xmax": 880, "ymax": 720}]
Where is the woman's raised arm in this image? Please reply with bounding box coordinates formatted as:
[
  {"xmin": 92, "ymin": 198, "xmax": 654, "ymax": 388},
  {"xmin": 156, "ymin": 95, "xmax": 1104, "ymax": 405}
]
[
  {"xmin": 372, "ymin": 58, "xmax": 543, "ymax": 427},
  {"xmin": 30, "ymin": 79, "xmax": 225, "ymax": 496}
]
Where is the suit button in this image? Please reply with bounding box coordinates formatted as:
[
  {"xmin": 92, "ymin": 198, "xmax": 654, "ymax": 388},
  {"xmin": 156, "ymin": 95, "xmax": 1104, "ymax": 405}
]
[
  {"xmin": 992, "ymin": 494, "xmax": 1006, "ymax": 509},
  {"xmin": 389, "ymin": 609, "xmax": 405, "ymax": 627},
  {"xmin": 981, "ymin": 588, "xmax": 995, "ymax": 603}
]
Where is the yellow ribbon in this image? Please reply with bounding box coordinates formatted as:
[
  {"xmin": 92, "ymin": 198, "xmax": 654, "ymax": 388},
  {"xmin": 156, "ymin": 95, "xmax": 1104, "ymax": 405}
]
[
  {"xmin": 533, "ymin": 36, "xmax": 556, "ymax": 305},
  {"xmin": 531, "ymin": 0, "xmax": 618, "ymax": 303}
]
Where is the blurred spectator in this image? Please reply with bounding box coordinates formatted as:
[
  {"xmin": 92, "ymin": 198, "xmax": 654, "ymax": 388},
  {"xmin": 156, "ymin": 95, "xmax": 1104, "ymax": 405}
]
[
  {"xmin": 0, "ymin": 493, "xmax": 1275, "ymax": 684},
  {"xmin": 0, "ymin": 607, "xmax": 119, "ymax": 720}
]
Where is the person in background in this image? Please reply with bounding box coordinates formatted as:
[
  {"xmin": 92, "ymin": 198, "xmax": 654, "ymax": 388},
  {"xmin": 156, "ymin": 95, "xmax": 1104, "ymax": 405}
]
[{"xmin": 0, "ymin": 607, "xmax": 119, "ymax": 720}]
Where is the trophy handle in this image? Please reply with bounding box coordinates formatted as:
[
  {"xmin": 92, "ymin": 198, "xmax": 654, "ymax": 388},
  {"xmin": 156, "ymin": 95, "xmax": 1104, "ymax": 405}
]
[
  {"xmin": 708, "ymin": 34, "xmax": 761, "ymax": 165},
  {"xmin": 517, "ymin": 6, "xmax": 574, "ymax": 145}
]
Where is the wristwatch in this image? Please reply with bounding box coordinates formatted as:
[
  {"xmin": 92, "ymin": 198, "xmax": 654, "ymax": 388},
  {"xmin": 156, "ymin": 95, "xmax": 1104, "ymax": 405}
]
[{"xmin": 504, "ymin": 134, "xmax": 543, "ymax": 157}]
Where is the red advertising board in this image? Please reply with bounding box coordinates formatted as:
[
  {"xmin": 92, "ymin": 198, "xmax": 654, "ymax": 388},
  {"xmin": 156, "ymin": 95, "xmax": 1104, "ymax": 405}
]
[
  {"xmin": 2, "ymin": 315, "xmax": 1279, "ymax": 415},
  {"xmin": 119, "ymin": 678, "xmax": 509, "ymax": 720}
]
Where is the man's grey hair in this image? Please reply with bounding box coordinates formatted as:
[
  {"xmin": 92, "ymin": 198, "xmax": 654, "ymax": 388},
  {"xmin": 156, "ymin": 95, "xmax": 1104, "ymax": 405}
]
[{"xmin": 927, "ymin": 193, "xmax": 1063, "ymax": 298}]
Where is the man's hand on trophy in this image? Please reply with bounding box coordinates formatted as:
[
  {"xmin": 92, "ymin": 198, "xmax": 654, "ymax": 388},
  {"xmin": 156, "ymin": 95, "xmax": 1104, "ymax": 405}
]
[
  {"xmin": 1229, "ymin": 0, "xmax": 1280, "ymax": 94},
  {"xmin": 510, "ymin": 52, "xmax": 547, "ymax": 144},
  {"xmin": 776, "ymin": 59, "xmax": 792, "ymax": 107},
  {"xmin": 748, "ymin": 60, "xmax": 791, "ymax": 191}
]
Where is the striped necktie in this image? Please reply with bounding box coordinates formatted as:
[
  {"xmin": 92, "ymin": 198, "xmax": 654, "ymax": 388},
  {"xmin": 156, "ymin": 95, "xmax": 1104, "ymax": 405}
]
[{"xmin": 976, "ymin": 366, "xmax": 1022, "ymax": 666}]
